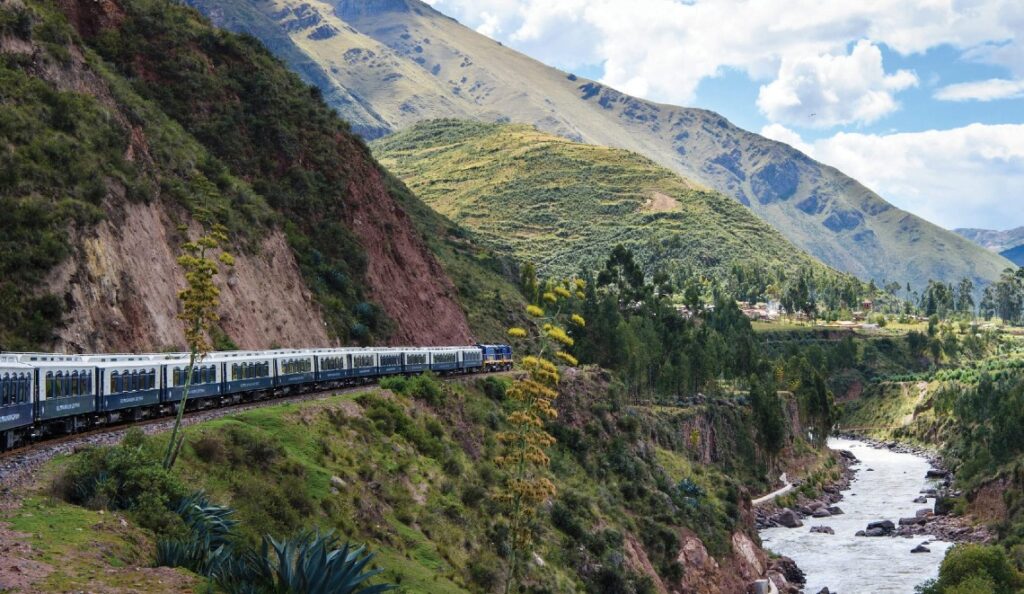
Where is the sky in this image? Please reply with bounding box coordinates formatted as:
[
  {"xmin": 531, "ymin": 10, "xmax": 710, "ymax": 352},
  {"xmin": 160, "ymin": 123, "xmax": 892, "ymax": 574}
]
[{"xmin": 424, "ymin": 0, "xmax": 1024, "ymax": 231}]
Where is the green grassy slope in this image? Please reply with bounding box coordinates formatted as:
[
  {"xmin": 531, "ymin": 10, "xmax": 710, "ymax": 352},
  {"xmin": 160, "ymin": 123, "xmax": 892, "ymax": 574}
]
[
  {"xmin": 0, "ymin": 0, "xmax": 517, "ymax": 348},
  {"xmin": 373, "ymin": 119, "xmax": 844, "ymax": 282},
  {"xmin": 31, "ymin": 371, "xmax": 787, "ymax": 593},
  {"xmin": 184, "ymin": 0, "xmax": 1013, "ymax": 291}
]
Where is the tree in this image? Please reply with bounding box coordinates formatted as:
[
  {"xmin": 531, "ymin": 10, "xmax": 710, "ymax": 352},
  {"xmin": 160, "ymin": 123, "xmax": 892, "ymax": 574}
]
[
  {"xmin": 918, "ymin": 544, "xmax": 1024, "ymax": 594},
  {"xmin": 955, "ymin": 278, "xmax": 975, "ymax": 316},
  {"xmin": 498, "ymin": 281, "xmax": 584, "ymax": 593},
  {"xmin": 749, "ymin": 376, "xmax": 786, "ymax": 467},
  {"xmin": 163, "ymin": 217, "xmax": 233, "ymax": 470}
]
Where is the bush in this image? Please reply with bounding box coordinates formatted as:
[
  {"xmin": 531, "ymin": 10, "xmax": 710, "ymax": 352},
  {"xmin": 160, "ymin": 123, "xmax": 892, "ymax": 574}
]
[
  {"xmin": 406, "ymin": 372, "xmax": 443, "ymax": 406},
  {"xmin": 54, "ymin": 428, "xmax": 186, "ymax": 534},
  {"xmin": 919, "ymin": 544, "xmax": 1024, "ymax": 594}
]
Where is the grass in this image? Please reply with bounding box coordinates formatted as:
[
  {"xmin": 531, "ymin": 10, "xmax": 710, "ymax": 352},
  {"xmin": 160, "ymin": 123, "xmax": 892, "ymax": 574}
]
[
  {"xmin": 17, "ymin": 369, "xmax": 804, "ymax": 593},
  {"xmin": 372, "ymin": 119, "xmax": 844, "ymax": 284},
  {"xmin": 3, "ymin": 495, "xmax": 197, "ymax": 592}
]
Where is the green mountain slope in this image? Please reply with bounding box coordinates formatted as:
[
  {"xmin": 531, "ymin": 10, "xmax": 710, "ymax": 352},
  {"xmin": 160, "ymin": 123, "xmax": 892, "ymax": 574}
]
[
  {"xmin": 373, "ymin": 119, "xmax": 845, "ymax": 284},
  {"xmin": 0, "ymin": 0, "xmax": 518, "ymax": 350},
  {"xmin": 182, "ymin": 0, "xmax": 1013, "ymax": 290}
]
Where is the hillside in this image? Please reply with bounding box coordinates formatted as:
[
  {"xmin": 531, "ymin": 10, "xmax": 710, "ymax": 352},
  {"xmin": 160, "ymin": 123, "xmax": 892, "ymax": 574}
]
[
  {"xmin": 182, "ymin": 0, "xmax": 1012, "ymax": 291},
  {"xmin": 373, "ymin": 119, "xmax": 848, "ymax": 285},
  {"xmin": 955, "ymin": 226, "xmax": 1024, "ymax": 253},
  {"xmin": 0, "ymin": 0, "xmax": 529, "ymax": 351},
  {"xmin": 1002, "ymin": 245, "xmax": 1024, "ymax": 267},
  {"xmin": 3, "ymin": 371, "xmax": 822, "ymax": 593}
]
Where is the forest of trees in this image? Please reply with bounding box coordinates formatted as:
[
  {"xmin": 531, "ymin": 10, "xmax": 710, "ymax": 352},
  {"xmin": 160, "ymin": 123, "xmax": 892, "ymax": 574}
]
[{"xmin": 520, "ymin": 246, "xmax": 837, "ymax": 459}]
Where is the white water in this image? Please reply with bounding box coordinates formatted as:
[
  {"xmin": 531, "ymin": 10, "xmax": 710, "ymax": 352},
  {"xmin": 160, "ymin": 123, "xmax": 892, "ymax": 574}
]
[{"xmin": 760, "ymin": 437, "xmax": 951, "ymax": 593}]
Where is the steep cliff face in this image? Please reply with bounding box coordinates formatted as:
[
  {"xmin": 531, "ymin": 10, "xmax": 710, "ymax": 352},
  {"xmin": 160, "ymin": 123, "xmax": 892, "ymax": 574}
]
[{"xmin": 0, "ymin": 0, "xmax": 473, "ymax": 351}]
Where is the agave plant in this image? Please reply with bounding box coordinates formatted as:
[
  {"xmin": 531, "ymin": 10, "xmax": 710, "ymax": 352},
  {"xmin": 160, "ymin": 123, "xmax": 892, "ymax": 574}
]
[
  {"xmin": 240, "ymin": 530, "xmax": 395, "ymax": 594},
  {"xmin": 156, "ymin": 491, "xmax": 237, "ymax": 576}
]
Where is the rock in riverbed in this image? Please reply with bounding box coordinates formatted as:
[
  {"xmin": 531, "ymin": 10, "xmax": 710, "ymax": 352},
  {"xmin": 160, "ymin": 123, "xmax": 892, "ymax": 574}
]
[
  {"xmin": 810, "ymin": 526, "xmax": 834, "ymax": 535},
  {"xmin": 776, "ymin": 508, "xmax": 804, "ymax": 528}
]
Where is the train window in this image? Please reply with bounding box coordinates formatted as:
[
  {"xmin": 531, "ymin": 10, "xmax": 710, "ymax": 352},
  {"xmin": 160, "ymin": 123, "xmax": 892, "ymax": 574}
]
[
  {"xmin": 111, "ymin": 371, "xmax": 120, "ymax": 393},
  {"xmin": 70, "ymin": 371, "xmax": 78, "ymax": 396},
  {"xmin": 45, "ymin": 371, "xmax": 53, "ymax": 398},
  {"xmin": 1, "ymin": 374, "xmax": 8, "ymax": 406}
]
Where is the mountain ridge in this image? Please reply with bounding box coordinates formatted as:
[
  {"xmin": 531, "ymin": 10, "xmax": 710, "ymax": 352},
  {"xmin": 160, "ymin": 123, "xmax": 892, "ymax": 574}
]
[
  {"xmin": 182, "ymin": 0, "xmax": 1013, "ymax": 291},
  {"xmin": 955, "ymin": 226, "xmax": 1024, "ymax": 254}
]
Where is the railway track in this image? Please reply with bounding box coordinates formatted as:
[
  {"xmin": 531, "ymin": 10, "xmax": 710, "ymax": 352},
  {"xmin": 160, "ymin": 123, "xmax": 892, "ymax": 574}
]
[{"xmin": 0, "ymin": 372, "xmax": 510, "ymax": 491}]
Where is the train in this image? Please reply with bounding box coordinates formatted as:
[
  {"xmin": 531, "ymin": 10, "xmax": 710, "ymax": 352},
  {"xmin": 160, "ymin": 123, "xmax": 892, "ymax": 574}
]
[{"xmin": 0, "ymin": 343, "xmax": 513, "ymax": 451}]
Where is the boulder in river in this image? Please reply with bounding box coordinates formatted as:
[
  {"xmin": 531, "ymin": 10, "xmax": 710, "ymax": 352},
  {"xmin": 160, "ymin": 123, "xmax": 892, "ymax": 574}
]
[
  {"xmin": 827, "ymin": 506, "xmax": 844, "ymax": 515},
  {"xmin": 768, "ymin": 556, "xmax": 806, "ymax": 585},
  {"xmin": 911, "ymin": 544, "xmax": 931, "ymax": 553},
  {"xmin": 812, "ymin": 508, "xmax": 832, "ymax": 518},
  {"xmin": 808, "ymin": 501, "xmax": 826, "ymax": 511},
  {"xmin": 867, "ymin": 520, "xmax": 896, "ymax": 534},
  {"xmin": 913, "ymin": 496, "xmax": 928, "ymax": 504},
  {"xmin": 926, "ymin": 469, "xmax": 949, "ymax": 479},
  {"xmin": 856, "ymin": 530, "xmax": 866, "ymax": 536},
  {"xmin": 776, "ymin": 508, "xmax": 804, "ymax": 528},
  {"xmin": 810, "ymin": 526, "xmax": 835, "ymax": 534},
  {"xmin": 864, "ymin": 527, "xmax": 887, "ymax": 537},
  {"xmin": 899, "ymin": 516, "xmax": 926, "ymax": 526}
]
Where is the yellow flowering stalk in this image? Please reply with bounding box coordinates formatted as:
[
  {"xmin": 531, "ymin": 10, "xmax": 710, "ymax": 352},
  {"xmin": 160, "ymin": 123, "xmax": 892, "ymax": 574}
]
[{"xmin": 495, "ymin": 278, "xmax": 585, "ymax": 593}]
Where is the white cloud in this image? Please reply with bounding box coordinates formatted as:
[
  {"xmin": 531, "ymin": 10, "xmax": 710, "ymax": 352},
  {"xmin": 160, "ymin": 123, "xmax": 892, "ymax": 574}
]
[
  {"xmin": 760, "ymin": 123, "xmax": 1024, "ymax": 229},
  {"xmin": 756, "ymin": 41, "xmax": 917, "ymax": 127},
  {"xmin": 935, "ymin": 78, "xmax": 1024, "ymax": 102},
  {"xmin": 429, "ymin": 0, "xmax": 1023, "ymax": 118}
]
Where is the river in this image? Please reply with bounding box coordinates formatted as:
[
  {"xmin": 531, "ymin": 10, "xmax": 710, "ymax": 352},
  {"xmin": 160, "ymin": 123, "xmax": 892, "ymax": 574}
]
[{"xmin": 759, "ymin": 437, "xmax": 951, "ymax": 593}]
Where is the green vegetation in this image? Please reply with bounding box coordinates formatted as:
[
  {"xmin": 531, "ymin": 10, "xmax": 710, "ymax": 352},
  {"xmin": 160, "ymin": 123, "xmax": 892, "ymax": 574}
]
[
  {"xmin": 41, "ymin": 368, "xmax": 787, "ymax": 593},
  {"xmin": 918, "ymin": 544, "xmax": 1024, "ymax": 594},
  {"xmin": 0, "ymin": 0, "xmax": 522, "ymax": 348},
  {"xmin": 372, "ymin": 120, "xmax": 850, "ymax": 292}
]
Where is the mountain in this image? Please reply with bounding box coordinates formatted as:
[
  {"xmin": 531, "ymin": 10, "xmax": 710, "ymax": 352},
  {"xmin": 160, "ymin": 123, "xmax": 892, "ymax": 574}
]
[
  {"xmin": 373, "ymin": 119, "xmax": 852, "ymax": 288},
  {"xmin": 0, "ymin": 0, "xmax": 529, "ymax": 351},
  {"xmin": 182, "ymin": 0, "xmax": 1012, "ymax": 291},
  {"xmin": 1002, "ymin": 245, "xmax": 1024, "ymax": 267},
  {"xmin": 955, "ymin": 226, "xmax": 1024, "ymax": 253}
]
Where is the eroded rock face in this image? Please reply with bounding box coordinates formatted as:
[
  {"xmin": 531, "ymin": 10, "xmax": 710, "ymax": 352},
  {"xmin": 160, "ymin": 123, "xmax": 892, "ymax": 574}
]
[{"xmin": 731, "ymin": 532, "xmax": 766, "ymax": 579}]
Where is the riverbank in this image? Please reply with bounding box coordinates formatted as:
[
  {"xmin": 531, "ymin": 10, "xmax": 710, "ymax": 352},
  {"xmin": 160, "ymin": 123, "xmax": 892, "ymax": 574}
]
[
  {"xmin": 835, "ymin": 433, "xmax": 994, "ymax": 545},
  {"xmin": 760, "ymin": 438, "xmax": 957, "ymax": 593}
]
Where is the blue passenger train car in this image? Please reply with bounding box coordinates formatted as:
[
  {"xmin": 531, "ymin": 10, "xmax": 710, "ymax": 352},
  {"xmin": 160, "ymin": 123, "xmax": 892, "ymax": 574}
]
[{"xmin": 0, "ymin": 343, "xmax": 514, "ymax": 451}]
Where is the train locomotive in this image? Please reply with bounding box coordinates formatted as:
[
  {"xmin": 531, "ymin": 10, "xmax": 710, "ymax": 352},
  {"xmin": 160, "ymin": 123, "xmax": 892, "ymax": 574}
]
[{"xmin": 0, "ymin": 343, "xmax": 512, "ymax": 451}]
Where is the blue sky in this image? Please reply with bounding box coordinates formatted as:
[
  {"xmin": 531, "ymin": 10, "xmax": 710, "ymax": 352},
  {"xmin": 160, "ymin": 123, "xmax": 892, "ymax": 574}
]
[{"xmin": 427, "ymin": 0, "xmax": 1024, "ymax": 231}]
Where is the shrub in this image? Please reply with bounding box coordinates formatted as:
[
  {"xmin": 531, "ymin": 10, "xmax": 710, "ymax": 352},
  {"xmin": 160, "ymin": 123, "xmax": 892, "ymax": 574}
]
[
  {"xmin": 406, "ymin": 372, "xmax": 443, "ymax": 406},
  {"xmin": 54, "ymin": 428, "xmax": 186, "ymax": 534},
  {"xmin": 919, "ymin": 544, "xmax": 1024, "ymax": 594}
]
